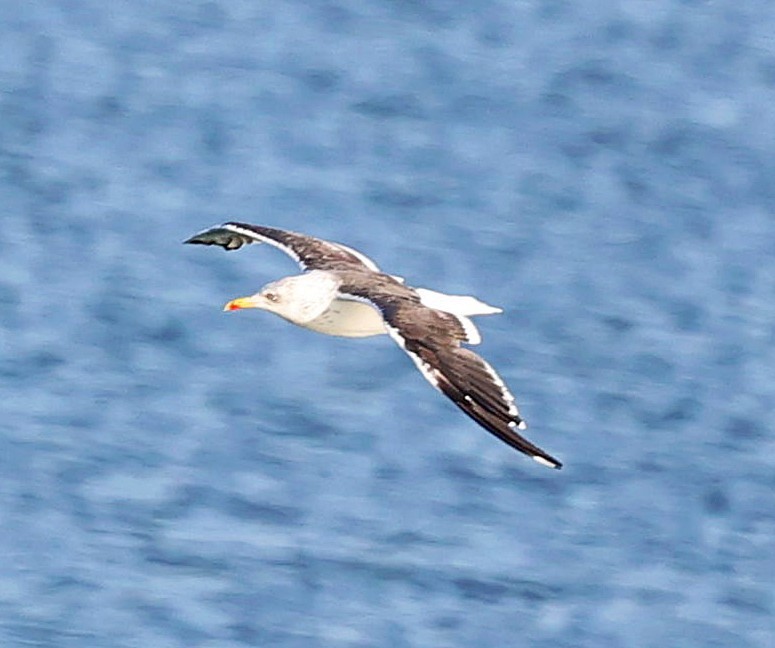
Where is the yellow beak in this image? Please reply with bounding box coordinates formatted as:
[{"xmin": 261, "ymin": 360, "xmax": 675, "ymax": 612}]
[{"xmin": 223, "ymin": 296, "xmax": 257, "ymax": 311}]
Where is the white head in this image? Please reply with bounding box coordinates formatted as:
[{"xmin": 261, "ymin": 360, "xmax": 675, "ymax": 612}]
[{"xmin": 223, "ymin": 270, "xmax": 339, "ymax": 325}]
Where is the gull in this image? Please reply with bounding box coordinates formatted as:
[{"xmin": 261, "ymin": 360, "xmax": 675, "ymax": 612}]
[{"xmin": 185, "ymin": 222, "xmax": 561, "ymax": 469}]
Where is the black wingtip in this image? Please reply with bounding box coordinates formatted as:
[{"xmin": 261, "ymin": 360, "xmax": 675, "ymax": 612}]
[{"xmin": 183, "ymin": 232, "xmax": 211, "ymax": 245}]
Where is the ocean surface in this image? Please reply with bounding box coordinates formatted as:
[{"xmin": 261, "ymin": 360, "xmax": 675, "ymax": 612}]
[{"xmin": 1, "ymin": 1, "xmax": 774, "ymax": 646}]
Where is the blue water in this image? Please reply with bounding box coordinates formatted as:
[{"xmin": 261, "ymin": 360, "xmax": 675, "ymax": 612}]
[{"xmin": 1, "ymin": 1, "xmax": 773, "ymax": 646}]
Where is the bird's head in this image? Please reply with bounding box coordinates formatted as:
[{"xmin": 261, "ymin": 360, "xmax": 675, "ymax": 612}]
[
  {"xmin": 223, "ymin": 280, "xmax": 286, "ymax": 315},
  {"xmin": 222, "ymin": 272, "xmax": 338, "ymax": 324}
]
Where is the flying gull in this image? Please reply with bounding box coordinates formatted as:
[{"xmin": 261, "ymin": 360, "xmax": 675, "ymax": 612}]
[{"xmin": 185, "ymin": 222, "xmax": 562, "ymax": 469}]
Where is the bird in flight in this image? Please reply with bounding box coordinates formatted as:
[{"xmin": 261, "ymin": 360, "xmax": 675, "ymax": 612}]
[{"xmin": 185, "ymin": 223, "xmax": 562, "ymax": 469}]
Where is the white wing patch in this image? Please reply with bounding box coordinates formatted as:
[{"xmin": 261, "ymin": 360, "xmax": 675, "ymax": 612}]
[
  {"xmin": 413, "ymin": 288, "xmax": 505, "ymax": 346},
  {"xmin": 453, "ymin": 315, "xmax": 482, "ymax": 345},
  {"xmin": 415, "ymin": 288, "xmax": 502, "ymax": 316}
]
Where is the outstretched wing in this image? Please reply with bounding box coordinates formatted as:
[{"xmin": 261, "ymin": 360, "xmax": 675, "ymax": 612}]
[
  {"xmin": 419, "ymin": 345, "xmax": 561, "ymax": 468},
  {"xmin": 339, "ymin": 281, "xmax": 562, "ymax": 469},
  {"xmin": 184, "ymin": 222, "xmax": 381, "ymax": 272}
]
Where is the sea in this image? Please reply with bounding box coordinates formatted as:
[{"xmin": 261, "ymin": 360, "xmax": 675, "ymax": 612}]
[{"xmin": 1, "ymin": 1, "xmax": 773, "ymax": 646}]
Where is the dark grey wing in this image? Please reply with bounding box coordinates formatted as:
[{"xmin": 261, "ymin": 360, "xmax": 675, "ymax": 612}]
[
  {"xmin": 184, "ymin": 222, "xmax": 380, "ymax": 272},
  {"xmin": 418, "ymin": 345, "xmax": 561, "ymax": 468},
  {"xmin": 341, "ymin": 283, "xmax": 562, "ymax": 469}
]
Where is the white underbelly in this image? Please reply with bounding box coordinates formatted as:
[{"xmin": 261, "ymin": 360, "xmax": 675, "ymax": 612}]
[{"xmin": 303, "ymin": 298, "xmax": 387, "ymax": 338}]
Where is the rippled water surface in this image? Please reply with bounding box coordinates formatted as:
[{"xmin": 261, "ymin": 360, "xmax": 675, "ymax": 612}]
[{"xmin": 1, "ymin": 2, "xmax": 774, "ymax": 646}]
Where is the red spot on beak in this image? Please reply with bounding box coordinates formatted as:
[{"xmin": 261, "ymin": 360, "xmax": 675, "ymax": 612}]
[{"xmin": 223, "ymin": 297, "xmax": 254, "ymax": 312}]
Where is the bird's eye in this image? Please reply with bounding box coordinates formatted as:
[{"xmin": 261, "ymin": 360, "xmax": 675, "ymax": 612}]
[{"xmin": 264, "ymin": 292, "xmax": 279, "ymax": 303}]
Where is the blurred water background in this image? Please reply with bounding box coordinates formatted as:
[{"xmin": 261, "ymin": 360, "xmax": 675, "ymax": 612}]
[{"xmin": 1, "ymin": 1, "xmax": 774, "ymax": 646}]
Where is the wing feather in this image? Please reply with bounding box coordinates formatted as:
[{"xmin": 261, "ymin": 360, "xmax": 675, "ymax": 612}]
[
  {"xmin": 411, "ymin": 342, "xmax": 562, "ymax": 468},
  {"xmin": 339, "ymin": 280, "xmax": 562, "ymax": 469},
  {"xmin": 184, "ymin": 222, "xmax": 380, "ymax": 272}
]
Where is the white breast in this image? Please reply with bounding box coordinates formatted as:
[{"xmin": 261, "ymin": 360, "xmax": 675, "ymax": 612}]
[{"xmin": 303, "ymin": 298, "xmax": 387, "ymax": 338}]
